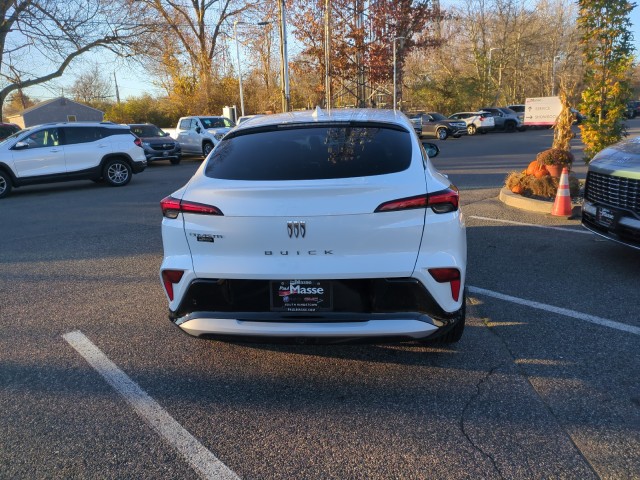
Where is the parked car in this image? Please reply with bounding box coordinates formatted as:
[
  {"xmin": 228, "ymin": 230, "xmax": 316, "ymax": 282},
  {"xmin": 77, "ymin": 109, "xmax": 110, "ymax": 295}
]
[
  {"xmin": 129, "ymin": 123, "xmax": 182, "ymax": 165},
  {"xmin": 174, "ymin": 116, "xmax": 235, "ymax": 157},
  {"xmin": 0, "ymin": 122, "xmax": 20, "ymax": 141},
  {"xmin": 507, "ymin": 104, "xmax": 526, "ymax": 125},
  {"xmin": 237, "ymin": 114, "xmax": 265, "ymax": 124},
  {"xmin": 159, "ymin": 108, "xmax": 467, "ymax": 343},
  {"xmin": 480, "ymin": 107, "xmax": 525, "ymax": 132},
  {"xmin": 630, "ymin": 101, "xmax": 640, "ymax": 118},
  {"xmin": 410, "ymin": 112, "xmax": 467, "ymax": 140},
  {"xmin": 448, "ymin": 111, "xmax": 495, "ymax": 135},
  {"xmin": 570, "ymin": 108, "xmax": 585, "ymax": 124},
  {"xmin": 582, "ymin": 136, "xmax": 640, "ymax": 250},
  {"xmin": 0, "ymin": 122, "xmax": 146, "ymax": 199}
]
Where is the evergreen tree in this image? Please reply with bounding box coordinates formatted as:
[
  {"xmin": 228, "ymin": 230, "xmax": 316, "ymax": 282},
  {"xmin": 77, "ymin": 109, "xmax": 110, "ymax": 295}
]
[{"xmin": 577, "ymin": 0, "xmax": 635, "ymax": 162}]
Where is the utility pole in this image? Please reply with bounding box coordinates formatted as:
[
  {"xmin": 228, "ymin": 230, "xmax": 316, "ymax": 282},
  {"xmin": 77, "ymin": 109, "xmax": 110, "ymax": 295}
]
[
  {"xmin": 324, "ymin": 0, "xmax": 331, "ymax": 109},
  {"xmin": 355, "ymin": 0, "xmax": 365, "ymax": 107},
  {"xmin": 278, "ymin": 0, "xmax": 290, "ymax": 112}
]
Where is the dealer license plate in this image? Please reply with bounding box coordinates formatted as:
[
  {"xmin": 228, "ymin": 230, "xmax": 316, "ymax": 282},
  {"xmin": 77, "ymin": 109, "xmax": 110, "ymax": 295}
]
[
  {"xmin": 596, "ymin": 206, "xmax": 616, "ymax": 228},
  {"xmin": 270, "ymin": 280, "xmax": 333, "ymax": 313}
]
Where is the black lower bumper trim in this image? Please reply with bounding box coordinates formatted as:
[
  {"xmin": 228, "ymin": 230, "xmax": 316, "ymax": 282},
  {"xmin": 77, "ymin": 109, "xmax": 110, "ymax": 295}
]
[{"xmin": 172, "ymin": 278, "xmax": 458, "ymax": 324}]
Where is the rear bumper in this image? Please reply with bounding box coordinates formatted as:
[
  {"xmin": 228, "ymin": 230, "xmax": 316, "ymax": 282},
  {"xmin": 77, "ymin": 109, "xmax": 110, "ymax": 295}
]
[
  {"xmin": 175, "ymin": 313, "xmax": 439, "ymax": 339},
  {"xmin": 131, "ymin": 160, "xmax": 147, "ymax": 174},
  {"xmin": 168, "ymin": 277, "xmax": 462, "ymax": 339}
]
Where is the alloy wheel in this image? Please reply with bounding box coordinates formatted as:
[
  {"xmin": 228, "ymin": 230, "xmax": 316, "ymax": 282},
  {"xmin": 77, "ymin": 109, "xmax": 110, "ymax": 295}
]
[{"xmin": 108, "ymin": 163, "xmax": 129, "ymax": 184}]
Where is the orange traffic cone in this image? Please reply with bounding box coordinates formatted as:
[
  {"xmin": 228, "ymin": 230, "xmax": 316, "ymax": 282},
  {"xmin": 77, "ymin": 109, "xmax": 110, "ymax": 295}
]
[{"xmin": 551, "ymin": 167, "xmax": 572, "ymax": 217}]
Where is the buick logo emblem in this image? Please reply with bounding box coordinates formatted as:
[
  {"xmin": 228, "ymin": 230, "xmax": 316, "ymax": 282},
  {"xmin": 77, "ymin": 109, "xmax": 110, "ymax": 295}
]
[{"xmin": 287, "ymin": 221, "xmax": 306, "ymax": 238}]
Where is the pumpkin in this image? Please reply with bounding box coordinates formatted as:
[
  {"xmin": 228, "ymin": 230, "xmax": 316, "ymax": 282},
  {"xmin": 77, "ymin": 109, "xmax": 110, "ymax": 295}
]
[
  {"xmin": 526, "ymin": 160, "xmax": 539, "ymax": 175},
  {"xmin": 534, "ymin": 165, "xmax": 549, "ymax": 178},
  {"xmin": 511, "ymin": 184, "xmax": 524, "ymax": 194}
]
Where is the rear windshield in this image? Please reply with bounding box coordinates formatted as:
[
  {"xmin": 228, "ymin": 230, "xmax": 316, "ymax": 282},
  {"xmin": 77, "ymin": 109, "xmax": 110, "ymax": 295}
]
[{"xmin": 204, "ymin": 125, "xmax": 413, "ymax": 181}]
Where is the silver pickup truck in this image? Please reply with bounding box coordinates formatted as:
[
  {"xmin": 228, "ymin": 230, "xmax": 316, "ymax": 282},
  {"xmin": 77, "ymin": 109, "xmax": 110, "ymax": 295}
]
[{"xmin": 174, "ymin": 116, "xmax": 235, "ymax": 157}]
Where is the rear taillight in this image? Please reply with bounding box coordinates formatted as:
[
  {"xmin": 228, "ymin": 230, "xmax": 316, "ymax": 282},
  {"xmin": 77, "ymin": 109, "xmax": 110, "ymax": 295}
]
[
  {"xmin": 160, "ymin": 196, "xmax": 223, "ymax": 219},
  {"xmin": 134, "ymin": 136, "xmax": 142, "ymax": 147},
  {"xmin": 375, "ymin": 187, "xmax": 459, "ymax": 214},
  {"xmin": 374, "ymin": 194, "xmax": 428, "ymax": 212},
  {"xmin": 429, "ymin": 268, "xmax": 461, "ymax": 301},
  {"xmin": 427, "ymin": 187, "xmax": 459, "ymax": 214},
  {"xmin": 161, "ymin": 269, "xmax": 184, "ymax": 301},
  {"xmin": 479, "ymin": 116, "xmax": 486, "ymax": 120}
]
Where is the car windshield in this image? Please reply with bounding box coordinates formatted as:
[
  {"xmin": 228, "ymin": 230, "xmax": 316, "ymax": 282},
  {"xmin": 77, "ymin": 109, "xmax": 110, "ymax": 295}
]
[
  {"xmin": 200, "ymin": 117, "xmax": 235, "ymax": 129},
  {"xmin": 499, "ymin": 108, "xmax": 517, "ymax": 115},
  {"xmin": 429, "ymin": 113, "xmax": 447, "ymax": 121},
  {"xmin": 205, "ymin": 124, "xmax": 412, "ymax": 181},
  {"xmin": 130, "ymin": 125, "xmax": 165, "ymax": 137}
]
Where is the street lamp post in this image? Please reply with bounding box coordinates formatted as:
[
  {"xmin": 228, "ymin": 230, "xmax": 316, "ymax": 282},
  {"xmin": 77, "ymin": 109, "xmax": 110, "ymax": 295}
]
[
  {"xmin": 487, "ymin": 47, "xmax": 501, "ymax": 85},
  {"xmin": 486, "ymin": 47, "xmax": 502, "ymax": 106},
  {"xmin": 393, "ymin": 36, "xmax": 405, "ymax": 111},
  {"xmin": 551, "ymin": 55, "xmax": 561, "ymax": 96},
  {"xmin": 233, "ymin": 20, "xmax": 246, "ymax": 118},
  {"xmin": 234, "ymin": 20, "xmax": 271, "ymax": 118}
]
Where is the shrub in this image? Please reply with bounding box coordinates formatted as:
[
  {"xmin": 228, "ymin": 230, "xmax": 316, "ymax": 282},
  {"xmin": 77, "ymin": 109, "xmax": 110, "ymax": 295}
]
[{"xmin": 536, "ymin": 148, "xmax": 574, "ymax": 167}]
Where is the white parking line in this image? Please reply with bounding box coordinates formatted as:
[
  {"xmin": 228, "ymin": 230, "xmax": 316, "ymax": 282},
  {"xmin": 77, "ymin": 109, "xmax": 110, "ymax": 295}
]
[
  {"xmin": 468, "ymin": 215, "xmax": 592, "ymax": 234},
  {"xmin": 468, "ymin": 286, "xmax": 640, "ymax": 336},
  {"xmin": 63, "ymin": 330, "xmax": 239, "ymax": 480}
]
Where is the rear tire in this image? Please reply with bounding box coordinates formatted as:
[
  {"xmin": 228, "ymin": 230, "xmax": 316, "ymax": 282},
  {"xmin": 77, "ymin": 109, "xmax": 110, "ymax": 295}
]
[
  {"xmin": 103, "ymin": 158, "xmax": 132, "ymax": 187},
  {"xmin": 0, "ymin": 170, "xmax": 12, "ymax": 199},
  {"xmin": 467, "ymin": 124, "xmax": 477, "ymax": 135}
]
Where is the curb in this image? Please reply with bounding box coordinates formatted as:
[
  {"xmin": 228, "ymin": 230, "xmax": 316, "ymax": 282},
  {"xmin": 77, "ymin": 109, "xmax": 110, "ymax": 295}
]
[{"xmin": 499, "ymin": 188, "xmax": 582, "ymax": 216}]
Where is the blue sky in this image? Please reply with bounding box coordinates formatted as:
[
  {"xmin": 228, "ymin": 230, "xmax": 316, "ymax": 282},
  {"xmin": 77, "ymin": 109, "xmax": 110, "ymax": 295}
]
[{"xmin": 25, "ymin": 1, "xmax": 640, "ymax": 102}]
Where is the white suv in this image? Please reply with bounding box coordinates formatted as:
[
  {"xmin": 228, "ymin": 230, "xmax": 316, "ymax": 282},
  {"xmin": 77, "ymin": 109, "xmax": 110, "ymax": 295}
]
[
  {"xmin": 0, "ymin": 122, "xmax": 146, "ymax": 199},
  {"xmin": 160, "ymin": 108, "xmax": 467, "ymax": 343}
]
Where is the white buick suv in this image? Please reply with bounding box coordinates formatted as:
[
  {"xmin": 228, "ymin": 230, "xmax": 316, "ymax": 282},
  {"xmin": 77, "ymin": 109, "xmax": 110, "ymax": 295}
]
[
  {"xmin": 0, "ymin": 122, "xmax": 146, "ymax": 199},
  {"xmin": 160, "ymin": 108, "xmax": 467, "ymax": 343}
]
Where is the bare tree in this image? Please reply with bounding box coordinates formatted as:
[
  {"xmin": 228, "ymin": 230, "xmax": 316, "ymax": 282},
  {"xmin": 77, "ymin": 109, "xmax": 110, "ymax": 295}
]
[
  {"xmin": 0, "ymin": 0, "xmax": 148, "ymax": 120},
  {"xmin": 133, "ymin": 0, "xmax": 260, "ymax": 114},
  {"xmin": 69, "ymin": 64, "xmax": 114, "ymax": 105}
]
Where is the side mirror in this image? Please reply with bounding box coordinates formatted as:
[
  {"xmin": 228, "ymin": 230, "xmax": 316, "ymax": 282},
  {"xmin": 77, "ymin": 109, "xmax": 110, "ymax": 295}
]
[
  {"xmin": 422, "ymin": 142, "xmax": 439, "ymax": 158},
  {"xmin": 195, "ymin": 127, "xmax": 201, "ymax": 133},
  {"xmin": 12, "ymin": 141, "xmax": 28, "ymax": 150}
]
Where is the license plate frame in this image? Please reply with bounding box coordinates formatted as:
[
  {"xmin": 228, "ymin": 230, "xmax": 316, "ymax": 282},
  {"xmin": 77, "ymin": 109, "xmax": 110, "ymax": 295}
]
[
  {"xmin": 270, "ymin": 280, "xmax": 333, "ymax": 313},
  {"xmin": 596, "ymin": 206, "xmax": 616, "ymax": 228}
]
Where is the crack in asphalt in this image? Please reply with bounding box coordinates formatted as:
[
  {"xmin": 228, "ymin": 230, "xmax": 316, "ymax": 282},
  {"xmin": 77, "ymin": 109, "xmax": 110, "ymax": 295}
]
[
  {"xmin": 460, "ymin": 363, "xmax": 506, "ymax": 479},
  {"xmin": 476, "ymin": 306, "xmax": 603, "ymax": 480}
]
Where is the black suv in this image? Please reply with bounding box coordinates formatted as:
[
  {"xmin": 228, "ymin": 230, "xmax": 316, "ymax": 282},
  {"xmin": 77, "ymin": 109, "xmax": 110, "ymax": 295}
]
[
  {"xmin": 129, "ymin": 124, "xmax": 182, "ymax": 164},
  {"xmin": 582, "ymin": 137, "xmax": 640, "ymax": 250}
]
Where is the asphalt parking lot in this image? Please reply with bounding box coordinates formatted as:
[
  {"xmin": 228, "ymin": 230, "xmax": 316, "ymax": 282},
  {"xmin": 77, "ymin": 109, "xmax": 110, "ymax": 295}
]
[{"xmin": 1, "ymin": 125, "xmax": 639, "ymax": 479}]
